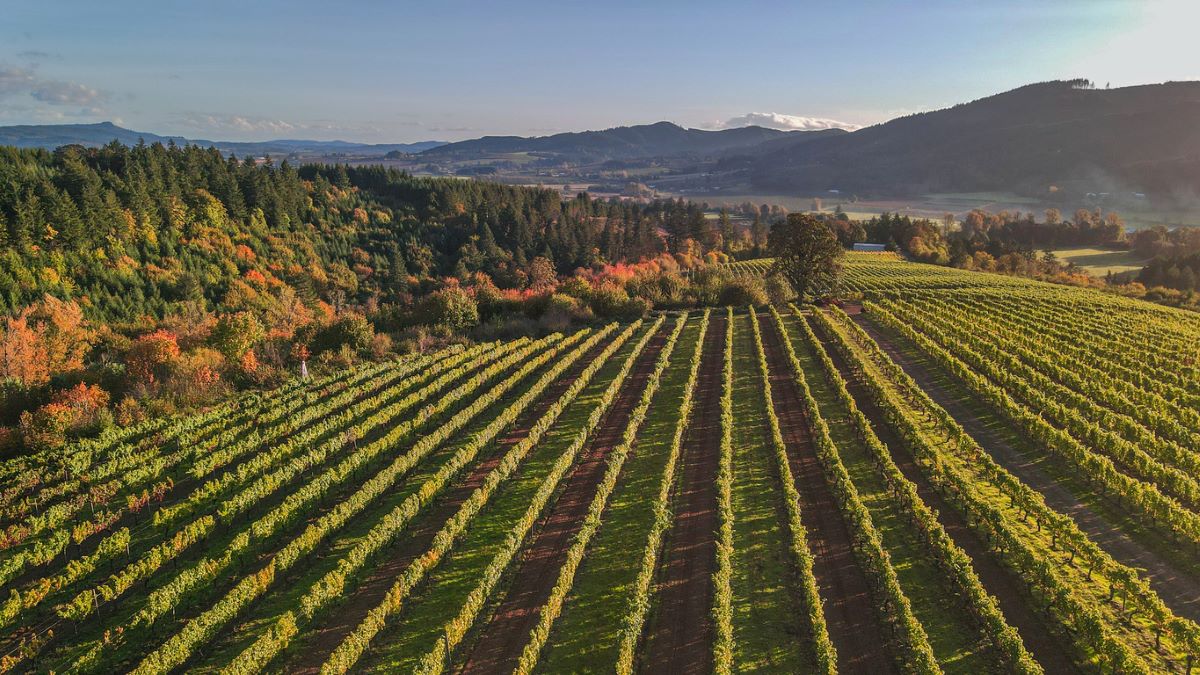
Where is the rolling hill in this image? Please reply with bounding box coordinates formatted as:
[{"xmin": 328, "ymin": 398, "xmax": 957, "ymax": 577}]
[
  {"xmin": 740, "ymin": 80, "xmax": 1200, "ymax": 198},
  {"xmin": 423, "ymin": 121, "xmax": 846, "ymax": 163},
  {"xmin": 0, "ymin": 121, "xmax": 445, "ymax": 157},
  {"xmin": 8, "ymin": 79, "xmax": 1200, "ymax": 201}
]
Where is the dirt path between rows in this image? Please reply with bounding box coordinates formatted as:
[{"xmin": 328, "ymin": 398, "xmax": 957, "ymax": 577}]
[
  {"xmin": 454, "ymin": 325, "xmax": 670, "ymax": 675},
  {"xmin": 638, "ymin": 313, "xmax": 726, "ymax": 674},
  {"xmin": 810, "ymin": 312, "xmax": 1079, "ymax": 673},
  {"xmin": 283, "ymin": 339, "xmax": 612, "ymax": 674},
  {"xmin": 852, "ymin": 312, "xmax": 1200, "ymax": 622},
  {"xmin": 760, "ymin": 314, "xmax": 898, "ymax": 674}
]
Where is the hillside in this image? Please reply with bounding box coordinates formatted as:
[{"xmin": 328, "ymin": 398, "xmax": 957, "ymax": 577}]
[
  {"xmin": 1, "ymin": 259, "xmax": 1197, "ymax": 673},
  {"xmin": 0, "ymin": 121, "xmax": 445, "ymax": 157},
  {"xmin": 0, "ymin": 143, "xmax": 719, "ymax": 325},
  {"xmin": 0, "ymin": 122, "xmax": 189, "ymax": 149},
  {"xmin": 424, "ymin": 121, "xmax": 844, "ymax": 163},
  {"xmin": 742, "ymin": 80, "xmax": 1200, "ymax": 198}
]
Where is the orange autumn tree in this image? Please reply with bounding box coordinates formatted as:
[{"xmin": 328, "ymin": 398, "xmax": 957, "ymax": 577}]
[
  {"xmin": 126, "ymin": 330, "xmax": 181, "ymax": 386},
  {"xmin": 0, "ymin": 295, "xmax": 93, "ymax": 386},
  {"xmin": 19, "ymin": 382, "xmax": 110, "ymax": 451},
  {"xmin": 0, "ymin": 313, "xmax": 44, "ymax": 385}
]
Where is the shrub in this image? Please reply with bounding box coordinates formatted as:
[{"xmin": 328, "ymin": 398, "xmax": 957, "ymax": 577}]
[
  {"xmin": 718, "ymin": 278, "xmax": 768, "ymax": 306},
  {"xmin": 558, "ymin": 277, "xmax": 592, "ymax": 300},
  {"xmin": 125, "ymin": 330, "xmax": 181, "ymax": 386},
  {"xmin": 585, "ymin": 282, "xmax": 631, "ymax": 317},
  {"xmin": 538, "ymin": 294, "xmax": 592, "ymax": 332},
  {"xmin": 210, "ymin": 312, "xmax": 265, "ymax": 360},
  {"xmin": 114, "ymin": 396, "xmax": 146, "ymax": 427},
  {"xmin": 317, "ymin": 315, "xmax": 376, "ymax": 354},
  {"xmin": 685, "ymin": 267, "xmax": 730, "ymax": 306},
  {"xmin": 18, "ymin": 382, "xmax": 111, "ymax": 451},
  {"xmin": 765, "ymin": 275, "xmax": 795, "ymax": 305},
  {"xmin": 417, "ymin": 287, "xmax": 479, "ymax": 332},
  {"xmin": 626, "ymin": 270, "xmax": 687, "ymax": 307},
  {"xmin": 0, "ymin": 378, "xmax": 40, "ymax": 426}
]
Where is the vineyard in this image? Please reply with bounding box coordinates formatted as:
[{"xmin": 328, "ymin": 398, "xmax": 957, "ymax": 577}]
[{"xmin": 0, "ymin": 253, "xmax": 1196, "ymax": 673}]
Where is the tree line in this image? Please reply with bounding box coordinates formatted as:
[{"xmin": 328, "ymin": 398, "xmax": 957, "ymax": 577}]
[{"xmin": 0, "ymin": 141, "xmax": 751, "ymax": 453}]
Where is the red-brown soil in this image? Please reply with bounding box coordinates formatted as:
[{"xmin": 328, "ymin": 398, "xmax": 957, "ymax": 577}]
[
  {"xmin": 759, "ymin": 313, "xmax": 898, "ymax": 674},
  {"xmin": 283, "ymin": 338, "xmax": 612, "ymax": 674},
  {"xmin": 639, "ymin": 313, "xmax": 727, "ymax": 673},
  {"xmin": 455, "ymin": 325, "xmax": 670, "ymax": 674}
]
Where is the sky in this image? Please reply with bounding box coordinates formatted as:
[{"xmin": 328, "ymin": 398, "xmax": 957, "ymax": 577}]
[{"xmin": 1, "ymin": 0, "xmax": 1197, "ymax": 143}]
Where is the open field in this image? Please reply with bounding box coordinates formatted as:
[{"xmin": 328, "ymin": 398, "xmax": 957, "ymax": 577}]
[
  {"xmin": 642, "ymin": 190, "xmax": 1038, "ymax": 218},
  {"xmin": 0, "ymin": 254, "xmax": 1197, "ymax": 673},
  {"xmin": 1050, "ymin": 247, "xmax": 1152, "ymax": 275},
  {"xmin": 333, "ymin": 153, "xmax": 1200, "ymax": 231},
  {"xmin": 726, "ymin": 246, "xmax": 1151, "ymax": 278},
  {"xmin": 667, "ymin": 190, "xmax": 1200, "ymax": 230}
]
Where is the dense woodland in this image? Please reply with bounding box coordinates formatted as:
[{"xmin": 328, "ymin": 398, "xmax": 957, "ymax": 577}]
[
  {"xmin": 1131, "ymin": 226, "xmax": 1200, "ymax": 291},
  {"xmin": 0, "ymin": 142, "xmax": 759, "ymax": 452},
  {"xmin": 0, "ymin": 142, "xmax": 721, "ymax": 322},
  {"xmin": 829, "ymin": 207, "xmax": 1126, "ymax": 266}
]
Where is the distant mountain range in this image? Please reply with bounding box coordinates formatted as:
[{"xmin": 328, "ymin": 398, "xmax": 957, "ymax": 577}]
[
  {"xmin": 0, "ymin": 121, "xmax": 446, "ymax": 157},
  {"xmin": 5, "ymin": 79, "xmax": 1200, "ymax": 200},
  {"xmin": 738, "ymin": 80, "xmax": 1200, "ymax": 197},
  {"xmin": 422, "ymin": 121, "xmax": 846, "ymax": 163}
]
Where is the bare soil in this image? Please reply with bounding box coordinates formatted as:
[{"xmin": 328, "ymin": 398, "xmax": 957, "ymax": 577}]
[
  {"xmin": 639, "ymin": 313, "xmax": 727, "ymax": 673},
  {"xmin": 760, "ymin": 313, "xmax": 898, "ymax": 674},
  {"xmin": 454, "ymin": 325, "xmax": 670, "ymax": 674}
]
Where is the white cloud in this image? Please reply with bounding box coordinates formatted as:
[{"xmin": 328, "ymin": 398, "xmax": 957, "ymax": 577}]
[
  {"xmin": 0, "ymin": 66, "xmax": 38, "ymax": 98},
  {"xmin": 175, "ymin": 112, "xmax": 391, "ymax": 140},
  {"xmin": 0, "ymin": 64, "xmax": 106, "ymax": 107},
  {"xmin": 180, "ymin": 113, "xmax": 298, "ymax": 134},
  {"xmin": 717, "ymin": 111, "xmax": 861, "ymax": 132},
  {"xmin": 31, "ymin": 80, "xmax": 104, "ymax": 106}
]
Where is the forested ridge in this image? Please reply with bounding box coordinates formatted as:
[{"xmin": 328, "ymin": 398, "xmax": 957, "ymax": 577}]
[
  {"xmin": 745, "ymin": 80, "xmax": 1200, "ymax": 197},
  {"xmin": 0, "ymin": 141, "xmax": 750, "ymax": 452},
  {"xmin": 0, "ymin": 142, "xmax": 708, "ymax": 323}
]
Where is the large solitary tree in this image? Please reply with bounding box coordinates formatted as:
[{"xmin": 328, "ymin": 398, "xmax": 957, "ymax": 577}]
[{"xmin": 768, "ymin": 213, "xmax": 844, "ymax": 301}]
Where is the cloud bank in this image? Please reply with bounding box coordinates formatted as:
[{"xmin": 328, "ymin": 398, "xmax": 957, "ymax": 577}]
[
  {"xmin": 174, "ymin": 112, "xmax": 391, "ymax": 141},
  {"xmin": 180, "ymin": 113, "xmax": 298, "ymax": 135},
  {"xmin": 0, "ymin": 65, "xmax": 106, "ymax": 107},
  {"xmin": 718, "ymin": 111, "xmax": 861, "ymax": 132}
]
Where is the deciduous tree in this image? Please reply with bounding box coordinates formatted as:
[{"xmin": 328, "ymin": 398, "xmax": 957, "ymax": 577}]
[
  {"xmin": 126, "ymin": 330, "xmax": 181, "ymax": 386},
  {"xmin": 768, "ymin": 213, "xmax": 843, "ymax": 301},
  {"xmin": 210, "ymin": 311, "xmax": 265, "ymax": 361},
  {"xmin": 0, "ymin": 295, "xmax": 93, "ymax": 385}
]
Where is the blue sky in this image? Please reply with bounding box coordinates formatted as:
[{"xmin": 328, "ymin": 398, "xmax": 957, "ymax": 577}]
[{"xmin": 1, "ymin": 0, "xmax": 1196, "ymax": 142}]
